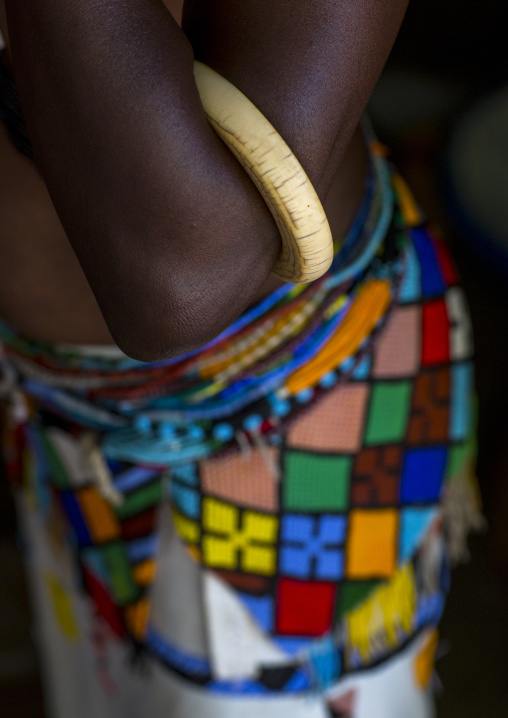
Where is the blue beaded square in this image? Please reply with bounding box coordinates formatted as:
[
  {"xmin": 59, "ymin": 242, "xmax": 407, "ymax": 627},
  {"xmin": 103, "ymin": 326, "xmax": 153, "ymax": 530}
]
[
  {"xmin": 400, "ymin": 447, "xmax": 447, "ymax": 503},
  {"xmin": 280, "ymin": 514, "xmax": 346, "ymax": 580},
  {"xmin": 399, "ymin": 507, "xmax": 438, "ymax": 561},
  {"xmin": 412, "ymin": 227, "xmax": 447, "ymax": 298},
  {"xmin": 450, "ymin": 362, "xmax": 474, "ymax": 441}
]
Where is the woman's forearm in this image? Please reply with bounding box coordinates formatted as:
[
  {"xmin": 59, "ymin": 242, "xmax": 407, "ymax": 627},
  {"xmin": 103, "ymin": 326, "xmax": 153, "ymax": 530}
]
[
  {"xmin": 183, "ymin": 0, "xmax": 409, "ymax": 195},
  {"xmin": 5, "ymin": 0, "xmax": 409, "ymax": 361},
  {"xmin": 5, "ymin": 0, "xmax": 281, "ymax": 360}
]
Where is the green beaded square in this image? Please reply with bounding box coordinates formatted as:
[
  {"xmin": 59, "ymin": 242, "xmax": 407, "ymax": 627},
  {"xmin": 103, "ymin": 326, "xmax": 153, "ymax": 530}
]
[
  {"xmin": 283, "ymin": 451, "xmax": 352, "ymax": 511},
  {"xmin": 364, "ymin": 381, "xmax": 412, "ymax": 445},
  {"xmin": 102, "ymin": 542, "xmax": 139, "ymax": 606}
]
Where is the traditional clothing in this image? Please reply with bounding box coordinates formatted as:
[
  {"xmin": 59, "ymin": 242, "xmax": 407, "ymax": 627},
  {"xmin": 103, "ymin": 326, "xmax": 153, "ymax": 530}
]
[{"xmin": 0, "ymin": 139, "xmax": 481, "ymax": 717}]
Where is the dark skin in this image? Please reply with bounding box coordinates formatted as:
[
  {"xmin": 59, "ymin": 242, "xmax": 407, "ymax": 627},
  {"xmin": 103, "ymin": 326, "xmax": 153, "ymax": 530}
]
[{"xmin": 3, "ymin": 0, "xmax": 409, "ymax": 361}]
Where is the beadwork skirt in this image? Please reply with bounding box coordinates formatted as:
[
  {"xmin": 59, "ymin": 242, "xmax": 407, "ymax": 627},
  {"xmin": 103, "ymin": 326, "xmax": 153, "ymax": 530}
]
[{"xmin": 0, "ymin": 146, "xmax": 481, "ymax": 718}]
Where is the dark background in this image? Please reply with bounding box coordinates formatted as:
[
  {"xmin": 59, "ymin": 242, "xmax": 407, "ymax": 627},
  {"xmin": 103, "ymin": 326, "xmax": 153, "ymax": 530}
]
[{"xmin": 2, "ymin": 1, "xmax": 508, "ymax": 715}]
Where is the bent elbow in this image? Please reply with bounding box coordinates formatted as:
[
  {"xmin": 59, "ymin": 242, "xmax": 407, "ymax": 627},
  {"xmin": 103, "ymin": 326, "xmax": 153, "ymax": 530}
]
[
  {"xmin": 108, "ymin": 310, "xmax": 215, "ymax": 364},
  {"xmin": 103, "ymin": 285, "xmax": 236, "ymax": 364},
  {"xmin": 111, "ymin": 331, "xmax": 193, "ymax": 364},
  {"xmin": 95, "ymin": 223, "xmax": 279, "ymax": 363}
]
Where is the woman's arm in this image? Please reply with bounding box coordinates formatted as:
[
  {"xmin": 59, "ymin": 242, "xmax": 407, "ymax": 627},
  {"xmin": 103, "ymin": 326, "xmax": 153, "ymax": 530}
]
[
  {"xmin": 5, "ymin": 0, "xmax": 408, "ymax": 361},
  {"xmin": 183, "ymin": 0, "xmax": 408, "ymax": 196}
]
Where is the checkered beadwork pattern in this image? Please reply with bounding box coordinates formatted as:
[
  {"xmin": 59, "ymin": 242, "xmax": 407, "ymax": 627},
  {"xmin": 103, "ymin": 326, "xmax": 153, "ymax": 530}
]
[
  {"xmin": 22, "ymin": 426, "xmax": 166, "ymax": 641},
  {"xmin": 170, "ymin": 195, "xmax": 475, "ymax": 660},
  {"xmin": 1, "ymin": 170, "xmax": 477, "ymax": 694}
]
